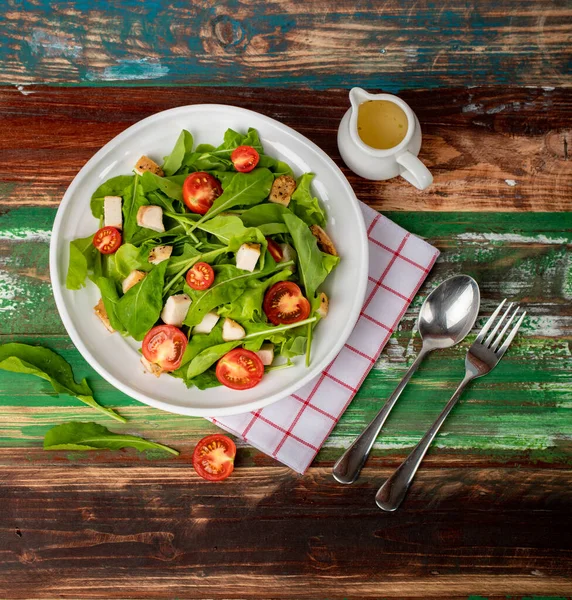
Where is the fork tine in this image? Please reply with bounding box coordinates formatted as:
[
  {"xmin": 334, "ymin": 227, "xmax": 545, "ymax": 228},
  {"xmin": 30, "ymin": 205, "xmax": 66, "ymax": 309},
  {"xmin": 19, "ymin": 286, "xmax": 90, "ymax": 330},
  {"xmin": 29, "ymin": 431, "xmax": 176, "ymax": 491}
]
[
  {"xmin": 496, "ymin": 311, "xmax": 527, "ymax": 358},
  {"xmin": 475, "ymin": 299, "xmax": 506, "ymax": 343},
  {"xmin": 490, "ymin": 306, "xmax": 519, "ymax": 351},
  {"xmin": 484, "ymin": 302, "xmax": 514, "ymax": 348}
]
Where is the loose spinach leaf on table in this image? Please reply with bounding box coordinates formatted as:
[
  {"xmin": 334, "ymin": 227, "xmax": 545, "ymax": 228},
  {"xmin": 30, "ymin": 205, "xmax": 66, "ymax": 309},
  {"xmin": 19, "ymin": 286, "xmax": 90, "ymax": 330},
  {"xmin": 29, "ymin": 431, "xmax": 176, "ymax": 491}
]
[
  {"xmin": 162, "ymin": 129, "xmax": 194, "ymax": 176},
  {"xmin": 66, "ymin": 234, "xmax": 97, "ymax": 290},
  {"xmin": 0, "ymin": 343, "xmax": 125, "ymax": 422},
  {"xmin": 44, "ymin": 422, "xmax": 178, "ymax": 455},
  {"xmin": 283, "ymin": 212, "xmax": 329, "ymax": 300},
  {"xmin": 290, "ymin": 173, "xmax": 327, "ymax": 227},
  {"xmin": 116, "ymin": 261, "xmax": 168, "ymax": 341},
  {"xmin": 192, "ymin": 168, "xmax": 274, "ymax": 229},
  {"xmin": 90, "ymin": 175, "xmax": 134, "ymax": 218}
]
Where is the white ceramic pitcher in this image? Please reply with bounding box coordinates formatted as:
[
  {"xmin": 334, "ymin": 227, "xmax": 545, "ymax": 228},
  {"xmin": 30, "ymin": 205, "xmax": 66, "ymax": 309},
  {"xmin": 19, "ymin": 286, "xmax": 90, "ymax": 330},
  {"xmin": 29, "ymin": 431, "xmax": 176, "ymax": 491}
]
[{"xmin": 338, "ymin": 87, "xmax": 433, "ymax": 190}]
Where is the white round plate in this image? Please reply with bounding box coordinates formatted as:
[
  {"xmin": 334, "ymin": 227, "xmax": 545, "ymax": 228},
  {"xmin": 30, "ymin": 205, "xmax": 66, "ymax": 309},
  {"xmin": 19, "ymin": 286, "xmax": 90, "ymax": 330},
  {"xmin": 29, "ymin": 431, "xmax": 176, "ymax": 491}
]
[{"xmin": 50, "ymin": 104, "xmax": 368, "ymax": 416}]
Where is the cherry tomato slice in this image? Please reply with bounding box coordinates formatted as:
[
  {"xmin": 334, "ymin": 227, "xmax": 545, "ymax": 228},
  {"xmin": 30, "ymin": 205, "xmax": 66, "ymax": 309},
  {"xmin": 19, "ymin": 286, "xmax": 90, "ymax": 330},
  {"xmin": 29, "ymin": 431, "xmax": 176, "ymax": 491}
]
[
  {"xmin": 266, "ymin": 237, "xmax": 283, "ymax": 262},
  {"xmin": 192, "ymin": 434, "xmax": 236, "ymax": 482},
  {"xmin": 186, "ymin": 262, "xmax": 215, "ymax": 291},
  {"xmin": 263, "ymin": 281, "xmax": 311, "ymax": 325},
  {"xmin": 183, "ymin": 172, "xmax": 223, "ymax": 215},
  {"xmin": 142, "ymin": 325, "xmax": 188, "ymax": 372},
  {"xmin": 215, "ymin": 348, "xmax": 264, "ymax": 390},
  {"xmin": 93, "ymin": 226, "xmax": 122, "ymax": 254},
  {"xmin": 231, "ymin": 145, "xmax": 260, "ymax": 173}
]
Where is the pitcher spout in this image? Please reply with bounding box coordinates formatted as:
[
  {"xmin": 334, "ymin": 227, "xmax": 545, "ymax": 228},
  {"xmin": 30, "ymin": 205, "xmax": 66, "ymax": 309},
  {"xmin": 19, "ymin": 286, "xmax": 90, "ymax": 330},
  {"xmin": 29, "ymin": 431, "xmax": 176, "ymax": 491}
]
[{"xmin": 349, "ymin": 87, "xmax": 370, "ymax": 111}]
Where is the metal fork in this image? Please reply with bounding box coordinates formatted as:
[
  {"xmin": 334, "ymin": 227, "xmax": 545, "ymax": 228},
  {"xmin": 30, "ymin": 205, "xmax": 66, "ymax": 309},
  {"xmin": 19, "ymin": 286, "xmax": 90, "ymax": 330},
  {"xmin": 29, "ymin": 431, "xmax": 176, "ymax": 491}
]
[{"xmin": 375, "ymin": 299, "xmax": 527, "ymax": 512}]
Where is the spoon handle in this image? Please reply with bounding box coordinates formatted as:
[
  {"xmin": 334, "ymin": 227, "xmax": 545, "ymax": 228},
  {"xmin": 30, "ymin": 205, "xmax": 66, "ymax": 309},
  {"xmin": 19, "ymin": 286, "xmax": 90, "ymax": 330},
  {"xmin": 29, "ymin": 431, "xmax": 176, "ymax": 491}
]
[{"xmin": 332, "ymin": 347, "xmax": 430, "ymax": 485}]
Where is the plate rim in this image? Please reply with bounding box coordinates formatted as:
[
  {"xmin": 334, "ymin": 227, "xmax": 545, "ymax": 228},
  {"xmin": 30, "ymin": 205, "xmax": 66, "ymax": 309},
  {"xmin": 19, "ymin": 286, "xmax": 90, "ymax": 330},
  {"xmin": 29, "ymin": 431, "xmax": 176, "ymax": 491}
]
[{"xmin": 49, "ymin": 103, "xmax": 369, "ymax": 416}]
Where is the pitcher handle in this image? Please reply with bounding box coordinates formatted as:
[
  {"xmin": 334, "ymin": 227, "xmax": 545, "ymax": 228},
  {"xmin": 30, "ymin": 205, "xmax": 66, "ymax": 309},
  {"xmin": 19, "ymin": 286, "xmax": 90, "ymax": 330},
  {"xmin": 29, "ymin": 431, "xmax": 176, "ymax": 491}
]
[{"xmin": 396, "ymin": 151, "xmax": 433, "ymax": 190}]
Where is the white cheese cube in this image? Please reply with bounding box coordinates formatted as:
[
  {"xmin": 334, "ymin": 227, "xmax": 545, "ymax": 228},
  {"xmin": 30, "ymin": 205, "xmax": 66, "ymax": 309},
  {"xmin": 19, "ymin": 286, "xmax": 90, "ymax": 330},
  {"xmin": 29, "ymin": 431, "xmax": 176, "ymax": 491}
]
[
  {"xmin": 236, "ymin": 243, "xmax": 261, "ymax": 272},
  {"xmin": 148, "ymin": 245, "xmax": 172, "ymax": 265},
  {"xmin": 104, "ymin": 196, "xmax": 123, "ymax": 230},
  {"xmin": 256, "ymin": 343, "xmax": 274, "ymax": 366},
  {"xmin": 193, "ymin": 311, "xmax": 220, "ymax": 335},
  {"xmin": 137, "ymin": 205, "xmax": 164, "ymax": 233},
  {"xmin": 222, "ymin": 318, "xmax": 245, "ymax": 342},
  {"xmin": 161, "ymin": 294, "xmax": 192, "ymax": 327},
  {"xmin": 122, "ymin": 270, "xmax": 146, "ymax": 293}
]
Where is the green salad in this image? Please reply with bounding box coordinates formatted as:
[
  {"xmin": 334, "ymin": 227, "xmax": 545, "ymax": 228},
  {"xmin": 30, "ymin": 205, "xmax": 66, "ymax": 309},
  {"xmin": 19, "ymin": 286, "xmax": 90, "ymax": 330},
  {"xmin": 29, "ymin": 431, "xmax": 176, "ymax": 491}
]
[{"xmin": 66, "ymin": 127, "xmax": 339, "ymax": 391}]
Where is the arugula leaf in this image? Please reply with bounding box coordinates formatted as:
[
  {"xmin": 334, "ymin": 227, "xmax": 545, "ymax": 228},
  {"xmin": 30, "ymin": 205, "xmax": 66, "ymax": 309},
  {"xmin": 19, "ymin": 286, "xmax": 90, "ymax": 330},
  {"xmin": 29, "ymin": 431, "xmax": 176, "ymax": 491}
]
[
  {"xmin": 44, "ymin": 422, "xmax": 178, "ymax": 455},
  {"xmin": 192, "ymin": 168, "xmax": 274, "ymax": 230},
  {"xmin": 165, "ymin": 243, "xmax": 201, "ymax": 277},
  {"xmin": 186, "ymin": 341, "xmax": 239, "ymax": 379},
  {"xmin": 290, "ymin": 173, "xmax": 327, "ymax": 227},
  {"xmin": 162, "ymin": 129, "xmax": 193, "ymax": 176},
  {"xmin": 66, "ymin": 234, "xmax": 97, "ymax": 290},
  {"xmin": 195, "ymin": 215, "xmax": 250, "ymax": 244},
  {"xmin": 90, "ymin": 175, "xmax": 134, "ymax": 218},
  {"xmin": 96, "ymin": 277, "xmax": 125, "ymax": 332},
  {"xmin": 122, "ymin": 176, "xmax": 148, "ymax": 243},
  {"xmin": 240, "ymin": 203, "xmax": 291, "ymax": 227},
  {"xmin": 116, "ymin": 261, "xmax": 168, "ymax": 341},
  {"xmin": 283, "ymin": 212, "xmax": 328, "ymax": 299},
  {"xmin": 140, "ymin": 171, "xmax": 183, "ymax": 202},
  {"xmin": 257, "ymin": 155, "xmax": 294, "ymax": 177},
  {"xmin": 0, "ymin": 343, "xmax": 125, "ymax": 422}
]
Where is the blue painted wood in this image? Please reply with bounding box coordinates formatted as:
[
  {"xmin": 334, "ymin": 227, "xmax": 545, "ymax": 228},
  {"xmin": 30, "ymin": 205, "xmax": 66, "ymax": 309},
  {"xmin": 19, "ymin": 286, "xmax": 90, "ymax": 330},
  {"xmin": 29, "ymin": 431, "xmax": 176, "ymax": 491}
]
[{"xmin": 1, "ymin": 0, "xmax": 569, "ymax": 89}]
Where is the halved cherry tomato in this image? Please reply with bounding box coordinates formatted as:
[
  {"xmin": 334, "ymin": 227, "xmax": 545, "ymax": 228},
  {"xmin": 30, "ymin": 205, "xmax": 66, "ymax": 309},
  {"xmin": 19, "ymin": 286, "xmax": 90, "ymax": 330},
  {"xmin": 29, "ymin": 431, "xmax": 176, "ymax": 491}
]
[
  {"xmin": 231, "ymin": 145, "xmax": 259, "ymax": 173},
  {"xmin": 263, "ymin": 281, "xmax": 311, "ymax": 325},
  {"xmin": 192, "ymin": 434, "xmax": 236, "ymax": 482},
  {"xmin": 215, "ymin": 348, "xmax": 264, "ymax": 390},
  {"xmin": 183, "ymin": 172, "xmax": 222, "ymax": 215},
  {"xmin": 93, "ymin": 226, "xmax": 122, "ymax": 254},
  {"xmin": 266, "ymin": 237, "xmax": 283, "ymax": 262},
  {"xmin": 186, "ymin": 262, "xmax": 215, "ymax": 290},
  {"xmin": 142, "ymin": 325, "xmax": 187, "ymax": 372}
]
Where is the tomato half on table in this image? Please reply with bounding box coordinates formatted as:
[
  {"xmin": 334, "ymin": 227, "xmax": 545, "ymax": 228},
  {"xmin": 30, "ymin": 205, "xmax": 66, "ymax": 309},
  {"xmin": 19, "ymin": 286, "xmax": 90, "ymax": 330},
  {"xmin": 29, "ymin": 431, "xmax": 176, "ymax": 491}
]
[
  {"xmin": 141, "ymin": 325, "xmax": 188, "ymax": 372},
  {"xmin": 93, "ymin": 226, "xmax": 122, "ymax": 254},
  {"xmin": 182, "ymin": 172, "xmax": 222, "ymax": 215},
  {"xmin": 186, "ymin": 262, "xmax": 215, "ymax": 291},
  {"xmin": 265, "ymin": 237, "xmax": 283, "ymax": 262},
  {"xmin": 192, "ymin": 434, "xmax": 236, "ymax": 482},
  {"xmin": 231, "ymin": 145, "xmax": 259, "ymax": 173},
  {"xmin": 215, "ymin": 348, "xmax": 264, "ymax": 391},
  {"xmin": 263, "ymin": 282, "xmax": 311, "ymax": 325}
]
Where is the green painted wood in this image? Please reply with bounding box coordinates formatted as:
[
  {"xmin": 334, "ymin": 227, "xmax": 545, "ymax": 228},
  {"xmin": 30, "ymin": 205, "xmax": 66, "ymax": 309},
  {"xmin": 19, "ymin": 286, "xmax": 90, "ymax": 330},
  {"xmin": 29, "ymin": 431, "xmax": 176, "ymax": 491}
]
[
  {"xmin": 1, "ymin": 206, "xmax": 570, "ymax": 464},
  {"xmin": 0, "ymin": 0, "xmax": 570, "ymax": 90}
]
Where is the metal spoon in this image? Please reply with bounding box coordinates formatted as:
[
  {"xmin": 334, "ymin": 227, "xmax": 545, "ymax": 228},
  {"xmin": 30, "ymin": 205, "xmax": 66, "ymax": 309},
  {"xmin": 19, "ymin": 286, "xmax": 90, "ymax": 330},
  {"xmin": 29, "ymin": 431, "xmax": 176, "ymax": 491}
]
[{"xmin": 332, "ymin": 274, "xmax": 480, "ymax": 485}]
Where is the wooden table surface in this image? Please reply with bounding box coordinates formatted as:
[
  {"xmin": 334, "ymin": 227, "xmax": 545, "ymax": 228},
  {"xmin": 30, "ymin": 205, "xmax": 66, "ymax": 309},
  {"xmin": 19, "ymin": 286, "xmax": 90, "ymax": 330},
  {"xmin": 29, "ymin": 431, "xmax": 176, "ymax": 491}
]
[{"xmin": 1, "ymin": 2, "xmax": 571, "ymax": 599}]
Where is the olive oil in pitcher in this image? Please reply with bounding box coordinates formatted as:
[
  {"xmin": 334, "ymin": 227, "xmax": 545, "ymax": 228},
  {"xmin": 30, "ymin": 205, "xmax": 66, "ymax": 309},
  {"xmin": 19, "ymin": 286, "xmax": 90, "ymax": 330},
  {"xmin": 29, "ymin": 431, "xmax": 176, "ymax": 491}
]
[{"xmin": 357, "ymin": 100, "xmax": 408, "ymax": 150}]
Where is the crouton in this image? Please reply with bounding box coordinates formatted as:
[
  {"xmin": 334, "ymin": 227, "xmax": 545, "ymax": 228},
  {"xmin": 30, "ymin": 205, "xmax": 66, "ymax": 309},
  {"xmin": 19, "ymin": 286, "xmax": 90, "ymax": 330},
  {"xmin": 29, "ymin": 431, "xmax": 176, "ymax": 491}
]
[
  {"xmin": 94, "ymin": 298, "xmax": 115, "ymax": 333},
  {"xmin": 310, "ymin": 225, "xmax": 338, "ymax": 256},
  {"xmin": 134, "ymin": 155, "xmax": 164, "ymax": 177},
  {"xmin": 269, "ymin": 175, "xmax": 296, "ymax": 206},
  {"xmin": 141, "ymin": 356, "xmax": 163, "ymax": 377},
  {"xmin": 317, "ymin": 292, "xmax": 329, "ymax": 318}
]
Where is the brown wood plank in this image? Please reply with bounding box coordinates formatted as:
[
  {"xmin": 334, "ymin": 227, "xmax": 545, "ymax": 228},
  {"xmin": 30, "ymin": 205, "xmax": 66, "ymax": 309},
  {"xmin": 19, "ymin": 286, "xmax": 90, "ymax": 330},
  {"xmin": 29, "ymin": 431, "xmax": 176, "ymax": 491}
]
[
  {"xmin": 0, "ymin": 85, "xmax": 570, "ymax": 212},
  {"xmin": 1, "ymin": 464, "xmax": 571, "ymax": 598}
]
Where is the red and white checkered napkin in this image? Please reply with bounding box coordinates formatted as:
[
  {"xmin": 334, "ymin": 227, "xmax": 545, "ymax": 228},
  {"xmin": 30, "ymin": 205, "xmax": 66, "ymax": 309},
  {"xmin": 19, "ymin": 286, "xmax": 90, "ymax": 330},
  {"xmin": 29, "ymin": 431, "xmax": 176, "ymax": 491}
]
[{"xmin": 210, "ymin": 203, "xmax": 439, "ymax": 473}]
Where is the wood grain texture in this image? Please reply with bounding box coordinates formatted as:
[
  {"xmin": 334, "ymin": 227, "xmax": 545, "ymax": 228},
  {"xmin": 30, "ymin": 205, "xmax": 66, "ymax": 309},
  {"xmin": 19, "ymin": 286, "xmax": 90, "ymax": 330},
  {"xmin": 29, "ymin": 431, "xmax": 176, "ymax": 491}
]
[
  {"xmin": 0, "ymin": 86, "xmax": 571, "ymax": 212},
  {"xmin": 0, "ymin": 0, "xmax": 571, "ymax": 90},
  {"xmin": 0, "ymin": 85, "xmax": 571, "ymax": 599}
]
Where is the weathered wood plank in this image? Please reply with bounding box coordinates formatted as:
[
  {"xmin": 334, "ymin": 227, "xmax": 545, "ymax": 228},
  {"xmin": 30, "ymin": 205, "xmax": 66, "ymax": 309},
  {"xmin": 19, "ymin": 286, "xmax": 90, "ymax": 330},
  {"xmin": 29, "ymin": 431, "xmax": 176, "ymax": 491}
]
[
  {"xmin": 1, "ymin": 0, "xmax": 570, "ymax": 90},
  {"xmin": 1, "ymin": 464, "xmax": 571, "ymax": 598},
  {"xmin": 1, "ymin": 86, "xmax": 570, "ymax": 212}
]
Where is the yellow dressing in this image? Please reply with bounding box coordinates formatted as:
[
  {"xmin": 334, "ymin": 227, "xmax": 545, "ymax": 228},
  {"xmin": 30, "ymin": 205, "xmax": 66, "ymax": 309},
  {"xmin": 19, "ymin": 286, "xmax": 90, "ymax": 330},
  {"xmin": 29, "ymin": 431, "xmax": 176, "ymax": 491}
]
[{"xmin": 357, "ymin": 100, "xmax": 408, "ymax": 149}]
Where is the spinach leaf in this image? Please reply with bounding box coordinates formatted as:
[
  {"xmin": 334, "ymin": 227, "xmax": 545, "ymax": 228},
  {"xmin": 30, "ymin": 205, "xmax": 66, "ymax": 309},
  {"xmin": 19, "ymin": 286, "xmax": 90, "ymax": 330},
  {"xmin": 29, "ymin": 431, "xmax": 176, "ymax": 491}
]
[
  {"xmin": 188, "ymin": 369, "xmax": 221, "ymax": 390},
  {"xmin": 283, "ymin": 212, "xmax": 328, "ymax": 299},
  {"xmin": 114, "ymin": 243, "xmax": 153, "ymax": 278},
  {"xmin": 96, "ymin": 277, "xmax": 125, "ymax": 332},
  {"xmin": 116, "ymin": 261, "xmax": 168, "ymax": 341},
  {"xmin": 257, "ymin": 223, "xmax": 289, "ymax": 236},
  {"xmin": 122, "ymin": 175, "xmax": 148, "ymax": 242},
  {"xmin": 162, "ymin": 129, "xmax": 193, "ymax": 176},
  {"xmin": 195, "ymin": 215, "xmax": 250, "ymax": 244},
  {"xmin": 192, "ymin": 168, "xmax": 274, "ymax": 229},
  {"xmin": 140, "ymin": 171, "xmax": 183, "ymax": 202},
  {"xmin": 257, "ymin": 155, "xmax": 294, "ymax": 177},
  {"xmin": 90, "ymin": 175, "xmax": 134, "ymax": 218},
  {"xmin": 0, "ymin": 343, "xmax": 125, "ymax": 422},
  {"xmin": 241, "ymin": 318, "xmax": 316, "ymax": 351},
  {"xmin": 66, "ymin": 234, "xmax": 97, "ymax": 290},
  {"xmin": 44, "ymin": 422, "xmax": 178, "ymax": 455},
  {"xmin": 240, "ymin": 203, "xmax": 291, "ymax": 227},
  {"xmin": 290, "ymin": 173, "xmax": 327, "ymax": 227},
  {"xmin": 322, "ymin": 252, "xmax": 340, "ymax": 274},
  {"xmin": 165, "ymin": 243, "xmax": 201, "ymax": 277},
  {"xmin": 186, "ymin": 341, "xmax": 239, "ymax": 379}
]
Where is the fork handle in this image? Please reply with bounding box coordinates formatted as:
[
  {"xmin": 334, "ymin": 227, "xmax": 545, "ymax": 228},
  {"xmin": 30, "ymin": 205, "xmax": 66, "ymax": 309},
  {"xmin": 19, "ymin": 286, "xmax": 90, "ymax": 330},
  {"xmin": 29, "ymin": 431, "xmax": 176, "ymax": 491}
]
[
  {"xmin": 375, "ymin": 372, "xmax": 475, "ymax": 511},
  {"xmin": 332, "ymin": 347, "xmax": 430, "ymax": 485}
]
